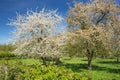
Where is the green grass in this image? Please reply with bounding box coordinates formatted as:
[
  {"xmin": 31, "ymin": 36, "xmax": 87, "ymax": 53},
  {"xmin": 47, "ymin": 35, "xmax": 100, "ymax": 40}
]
[
  {"xmin": 0, "ymin": 57, "xmax": 120, "ymax": 80},
  {"xmin": 61, "ymin": 57, "xmax": 120, "ymax": 80}
]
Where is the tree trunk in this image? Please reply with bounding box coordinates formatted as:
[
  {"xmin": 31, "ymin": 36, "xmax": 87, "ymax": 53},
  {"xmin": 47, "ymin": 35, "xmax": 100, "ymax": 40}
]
[
  {"xmin": 41, "ymin": 57, "xmax": 47, "ymax": 66},
  {"xmin": 87, "ymin": 49, "xmax": 94, "ymax": 70},
  {"xmin": 55, "ymin": 58, "xmax": 62, "ymax": 65},
  {"xmin": 88, "ymin": 57, "xmax": 92, "ymax": 70},
  {"xmin": 116, "ymin": 57, "xmax": 119, "ymax": 63}
]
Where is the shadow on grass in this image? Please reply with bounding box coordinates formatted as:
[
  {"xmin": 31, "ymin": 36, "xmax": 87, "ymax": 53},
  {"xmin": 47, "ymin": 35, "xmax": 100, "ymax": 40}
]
[
  {"xmin": 98, "ymin": 61, "xmax": 120, "ymax": 64},
  {"xmin": 58, "ymin": 63, "xmax": 120, "ymax": 74},
  {"xmin": 81, "ymin": 59, "xmax": 88, "ymax": 61},
  {"xmin": 62, "ymin": 63, "xmax": 87, "ymax": 72}
]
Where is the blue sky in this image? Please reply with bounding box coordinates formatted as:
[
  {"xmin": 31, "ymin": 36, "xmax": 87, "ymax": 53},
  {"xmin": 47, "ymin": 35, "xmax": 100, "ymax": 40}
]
[
  {"xmin": 0, "ymin": 0, "xmax": 73, "ymax": 44},
  {"xmin": 0, "ymin": 0, "xmax": 120, "ymax": 44}
]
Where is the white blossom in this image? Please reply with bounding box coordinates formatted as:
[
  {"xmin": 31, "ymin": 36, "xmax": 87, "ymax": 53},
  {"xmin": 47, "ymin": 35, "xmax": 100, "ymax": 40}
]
[{"xmin": 9, "ymin": 8, "xmax": 65, "ymax": 58}]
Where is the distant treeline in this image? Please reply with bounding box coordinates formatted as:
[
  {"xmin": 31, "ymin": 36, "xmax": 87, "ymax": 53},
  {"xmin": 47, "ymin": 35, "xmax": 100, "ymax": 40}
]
[
  {"xmin": 0, "ymin": 44, "xmax": 15, "ymax": 52},
  {"xmin": 0, "ymin": 44, "xmax": 15, "ymax": 58}
]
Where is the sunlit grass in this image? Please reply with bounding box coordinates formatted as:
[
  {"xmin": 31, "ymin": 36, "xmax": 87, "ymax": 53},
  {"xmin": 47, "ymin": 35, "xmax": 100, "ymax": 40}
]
[{"xmin": 62, "ymin": 57, "xmax": 120, "ymax": 80}]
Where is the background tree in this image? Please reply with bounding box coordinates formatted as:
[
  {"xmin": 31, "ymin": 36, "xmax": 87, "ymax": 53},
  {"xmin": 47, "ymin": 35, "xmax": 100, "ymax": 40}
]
[
  {"xmin": 67, "ymin": 0, "xmax": 120, "ymax": 69},
  {"xmin": 66, "ymin": 27, "xmax": 111, "ymax": 69},
  {"xmin": 9, "ymin": 9, "xmax": 63, "ymax": 65},
  {"xmin": 111, "ymin": 18, "xmax": 120, "ymax": 62}
]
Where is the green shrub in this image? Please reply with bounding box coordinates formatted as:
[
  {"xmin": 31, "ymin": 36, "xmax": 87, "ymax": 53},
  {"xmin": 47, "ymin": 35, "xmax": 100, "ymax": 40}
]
[
  {"xmin": 0, "ymin": 66, "xmax": 4, "ymax": 80},
  {"xmin": 4, "ymin": 62, "xmax": 90, "ymax": 80}
]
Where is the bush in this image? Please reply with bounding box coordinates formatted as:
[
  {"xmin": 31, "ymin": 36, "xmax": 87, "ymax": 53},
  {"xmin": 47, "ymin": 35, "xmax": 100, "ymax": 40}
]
[
  {"xmin": 0, "ymin": 62, "xmax": 91, "ymax": 80},
  {"xmin": 0, "ymin": 65, "xmax": 5, "ymax": 80}
]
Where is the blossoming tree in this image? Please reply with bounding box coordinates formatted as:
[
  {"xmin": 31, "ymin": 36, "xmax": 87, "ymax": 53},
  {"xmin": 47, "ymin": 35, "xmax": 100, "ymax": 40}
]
[{"xmin": 9, "ymin": 9, "xmax": 65, "ymax": 65}]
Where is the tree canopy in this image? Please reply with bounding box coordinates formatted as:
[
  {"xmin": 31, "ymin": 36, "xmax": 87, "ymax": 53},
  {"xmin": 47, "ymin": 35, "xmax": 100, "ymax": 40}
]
[
  {"xmin": 9, "ymin": 9, "xmax": 64, "ymax": 58},
  {"xmin": 66, "ymin": 0, "xmax": 120, "ymax": 69}
]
